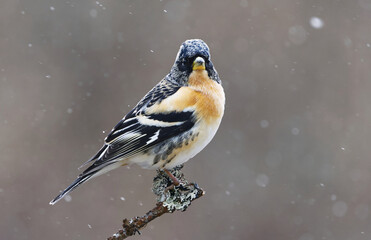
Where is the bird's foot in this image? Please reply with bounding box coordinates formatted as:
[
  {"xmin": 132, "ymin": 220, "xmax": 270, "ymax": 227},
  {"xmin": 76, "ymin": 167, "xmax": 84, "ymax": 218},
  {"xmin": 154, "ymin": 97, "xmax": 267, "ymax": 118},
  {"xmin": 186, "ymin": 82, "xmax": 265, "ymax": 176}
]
[{"xmin": 162, "ymin": 168, "xmax": 180, "ymax": 186}]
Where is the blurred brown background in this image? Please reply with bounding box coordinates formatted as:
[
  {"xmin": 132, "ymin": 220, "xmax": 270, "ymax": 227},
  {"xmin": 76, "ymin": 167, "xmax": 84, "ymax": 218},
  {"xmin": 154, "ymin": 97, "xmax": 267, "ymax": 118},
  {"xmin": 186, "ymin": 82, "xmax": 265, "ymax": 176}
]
[{"xmin": 1, "ymin": 0, "xmax": 371, "ymax": 239}]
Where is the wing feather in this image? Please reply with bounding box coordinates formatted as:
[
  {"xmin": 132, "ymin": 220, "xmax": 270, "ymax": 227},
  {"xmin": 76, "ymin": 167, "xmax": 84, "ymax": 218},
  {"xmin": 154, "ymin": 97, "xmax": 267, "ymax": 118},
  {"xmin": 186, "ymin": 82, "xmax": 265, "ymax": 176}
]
[{"xmin": 80, "ymin": 80, "xmax": 195, "ymax": 175}]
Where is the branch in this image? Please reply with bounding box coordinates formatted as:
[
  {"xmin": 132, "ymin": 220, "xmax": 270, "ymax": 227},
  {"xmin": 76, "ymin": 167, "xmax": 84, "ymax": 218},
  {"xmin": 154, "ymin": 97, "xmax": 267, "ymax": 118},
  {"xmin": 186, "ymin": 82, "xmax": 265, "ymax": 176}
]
[{"xmin": 107, "ymin": 166, "xmax": 205, "ymax": 240}]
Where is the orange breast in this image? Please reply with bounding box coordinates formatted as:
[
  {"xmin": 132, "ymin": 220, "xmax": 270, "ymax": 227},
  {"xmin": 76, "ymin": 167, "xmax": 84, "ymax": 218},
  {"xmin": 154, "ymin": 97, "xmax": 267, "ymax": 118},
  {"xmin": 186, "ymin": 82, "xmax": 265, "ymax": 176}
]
[
  {"xmin": 146, "ymin": 70, "xmax": 225, "ymax": 124},
  {"xmin": 188, "ymin": 70, "xmax": 225, "ymax": 122}
]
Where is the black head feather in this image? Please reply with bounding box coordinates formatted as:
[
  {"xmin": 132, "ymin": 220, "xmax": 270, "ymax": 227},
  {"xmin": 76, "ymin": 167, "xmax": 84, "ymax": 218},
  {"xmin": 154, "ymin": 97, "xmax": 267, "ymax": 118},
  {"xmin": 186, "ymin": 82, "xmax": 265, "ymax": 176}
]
[{"xmin": 167, "ymin": 39, "xmax": 220, "ymax": 85}]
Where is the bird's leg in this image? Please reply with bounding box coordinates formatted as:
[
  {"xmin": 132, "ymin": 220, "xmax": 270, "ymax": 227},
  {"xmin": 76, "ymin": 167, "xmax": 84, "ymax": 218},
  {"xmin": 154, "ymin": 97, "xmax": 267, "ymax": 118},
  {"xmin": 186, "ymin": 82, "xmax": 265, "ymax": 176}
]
[{"xmin": 162, "ymin": 168, "xmax": 180, "ymax": 186}]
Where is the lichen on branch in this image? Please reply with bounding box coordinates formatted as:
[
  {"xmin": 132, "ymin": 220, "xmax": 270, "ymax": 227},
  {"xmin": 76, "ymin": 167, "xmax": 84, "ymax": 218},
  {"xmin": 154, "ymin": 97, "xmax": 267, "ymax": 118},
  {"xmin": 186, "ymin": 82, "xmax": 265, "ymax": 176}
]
[{"xmin": 107, "ymin": 165, "xmax": 204, "ymax": 240}]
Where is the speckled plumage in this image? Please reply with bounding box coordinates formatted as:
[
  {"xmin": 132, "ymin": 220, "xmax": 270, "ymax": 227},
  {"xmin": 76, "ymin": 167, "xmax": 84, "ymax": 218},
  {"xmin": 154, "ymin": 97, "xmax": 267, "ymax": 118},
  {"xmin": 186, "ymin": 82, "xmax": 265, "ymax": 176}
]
[{"xmin": 50, "ymin": 39, "xmax": 225, "ymax": 205}]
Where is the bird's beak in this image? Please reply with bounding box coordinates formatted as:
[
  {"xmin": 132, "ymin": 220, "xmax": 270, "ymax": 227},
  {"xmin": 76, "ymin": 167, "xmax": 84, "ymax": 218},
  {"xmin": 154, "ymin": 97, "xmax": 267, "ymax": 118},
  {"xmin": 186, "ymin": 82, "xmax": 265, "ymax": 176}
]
[{"xmin": 192, "ymin": 57, "xmax": 206, "ymax": 71}]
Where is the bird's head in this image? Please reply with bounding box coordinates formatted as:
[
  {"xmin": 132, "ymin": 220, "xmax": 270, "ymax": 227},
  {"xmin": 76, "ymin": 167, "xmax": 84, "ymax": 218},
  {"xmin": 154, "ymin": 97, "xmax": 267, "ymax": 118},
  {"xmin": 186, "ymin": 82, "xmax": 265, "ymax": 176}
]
[{"xmin": 168, "ymin": 39, "xmax": 220, "ymax": 85}]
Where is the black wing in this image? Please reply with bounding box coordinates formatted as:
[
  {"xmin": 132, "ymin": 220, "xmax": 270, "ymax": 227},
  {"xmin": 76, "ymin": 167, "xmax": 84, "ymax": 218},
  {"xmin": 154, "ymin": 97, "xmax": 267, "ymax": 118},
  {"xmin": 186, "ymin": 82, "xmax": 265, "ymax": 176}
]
[
  {"xmin": 50, "ymin": 108, "xmax": 195, "ymax": 205},
  {"xmin": 79, "ymin": 79, "xmax": 180, "ymax": 168},
  {"xmin": 80, "ymin": 80, "xmax": 196, "ymax": 175}
]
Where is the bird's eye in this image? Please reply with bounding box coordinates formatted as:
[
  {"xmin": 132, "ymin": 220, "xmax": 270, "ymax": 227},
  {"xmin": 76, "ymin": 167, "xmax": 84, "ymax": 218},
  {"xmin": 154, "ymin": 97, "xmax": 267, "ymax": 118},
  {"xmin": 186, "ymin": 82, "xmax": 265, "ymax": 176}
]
[{"xmin": 178, "ymin": 60, "xmax": 190, "ymax": 72}]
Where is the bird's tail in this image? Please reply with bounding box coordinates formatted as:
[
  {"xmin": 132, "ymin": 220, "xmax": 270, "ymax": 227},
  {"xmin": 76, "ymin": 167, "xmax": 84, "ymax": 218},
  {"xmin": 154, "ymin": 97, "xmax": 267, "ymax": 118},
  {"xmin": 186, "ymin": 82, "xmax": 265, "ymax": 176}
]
[
  {"xmin": 49, "ymin": 160, "xmax": 125, "ymax": 205},
  {"xmin": 49, "ymin": 174, "xmax": 93, "ymax": 205}
]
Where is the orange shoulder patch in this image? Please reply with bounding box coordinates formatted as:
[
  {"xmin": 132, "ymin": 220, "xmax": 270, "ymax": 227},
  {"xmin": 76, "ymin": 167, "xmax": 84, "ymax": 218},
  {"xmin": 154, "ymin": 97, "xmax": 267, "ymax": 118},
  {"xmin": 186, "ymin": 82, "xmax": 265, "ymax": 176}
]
[{"xmin": 145, "ymin": 87, "xmax": 197, "ymax": 114}]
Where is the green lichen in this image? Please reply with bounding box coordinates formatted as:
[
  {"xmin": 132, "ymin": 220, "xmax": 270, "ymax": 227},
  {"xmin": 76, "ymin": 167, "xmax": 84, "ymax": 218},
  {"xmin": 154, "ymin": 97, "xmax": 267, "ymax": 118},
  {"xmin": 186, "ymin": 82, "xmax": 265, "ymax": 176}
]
[
  {"xmin": 152, "ymin": 165, "xmax": 201, "ymax": 212},
  {"xmin": 162, "ymin": 186, "xmax": 199, "ymax": 211}
]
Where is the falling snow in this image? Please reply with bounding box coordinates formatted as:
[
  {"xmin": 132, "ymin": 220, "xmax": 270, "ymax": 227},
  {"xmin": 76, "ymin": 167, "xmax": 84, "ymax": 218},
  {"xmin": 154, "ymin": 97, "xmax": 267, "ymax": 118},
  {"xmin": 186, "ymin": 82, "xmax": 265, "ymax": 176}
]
[
  {"xmin": 256, "ymin": 174, "xmax": 269, "ymax": 187},
  {"xmin": 291, "ymin": 127, "xmax": 300, "ymax": 135},
  {"xmin": 260, "ymin": 120, "xmax": 269, "ymax": 128},
  {"xmin": 331, "ymin": 194, "xmax": 337, "ymax": 201},
  {"xmin": 310, "ymin": 17, "xmax": 324, "ymax": 29},
  {"xmin": 64, "ymin": 195, "xmax": 72, "ymax": 202}
]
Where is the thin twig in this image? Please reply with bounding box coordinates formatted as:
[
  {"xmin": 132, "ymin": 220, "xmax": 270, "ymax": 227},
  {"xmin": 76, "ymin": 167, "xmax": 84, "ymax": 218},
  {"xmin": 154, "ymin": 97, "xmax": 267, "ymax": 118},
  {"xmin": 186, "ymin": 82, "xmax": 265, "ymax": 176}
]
[{"xmin": 107, "ymin": 166, "xmax": 204, "ymax": 240}]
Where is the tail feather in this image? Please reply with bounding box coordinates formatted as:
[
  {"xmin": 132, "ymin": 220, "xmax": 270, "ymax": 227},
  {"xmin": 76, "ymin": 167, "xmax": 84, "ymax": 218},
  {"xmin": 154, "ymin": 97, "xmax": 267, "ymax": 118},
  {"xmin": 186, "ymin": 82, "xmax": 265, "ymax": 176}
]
[
  {"xmin": 50, "ymin": 156, "xmax": 124, "ymax": 205},
  {"xmin": 78, "ymin": 145, "xmax": 108, "ymax": 170},
  {"xmin": 49, "ymin": 174, "xmax": 93, "ymax": 205}
]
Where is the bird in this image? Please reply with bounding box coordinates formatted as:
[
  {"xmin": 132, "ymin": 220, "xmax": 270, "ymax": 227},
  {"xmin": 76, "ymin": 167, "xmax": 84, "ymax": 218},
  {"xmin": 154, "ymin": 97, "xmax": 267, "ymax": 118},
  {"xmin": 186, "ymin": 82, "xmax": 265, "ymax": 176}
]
[{"xmin": 50, "ymin": 39, "xmax": 225, "ymax": 205}]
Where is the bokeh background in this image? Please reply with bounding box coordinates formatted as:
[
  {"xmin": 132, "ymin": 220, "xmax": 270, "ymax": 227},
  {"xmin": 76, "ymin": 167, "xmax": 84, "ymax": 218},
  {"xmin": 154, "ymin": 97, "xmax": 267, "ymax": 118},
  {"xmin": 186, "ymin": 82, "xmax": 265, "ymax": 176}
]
[{"xmin": 1, "ymin": 0, "xmax": 371, "ymax": 239}]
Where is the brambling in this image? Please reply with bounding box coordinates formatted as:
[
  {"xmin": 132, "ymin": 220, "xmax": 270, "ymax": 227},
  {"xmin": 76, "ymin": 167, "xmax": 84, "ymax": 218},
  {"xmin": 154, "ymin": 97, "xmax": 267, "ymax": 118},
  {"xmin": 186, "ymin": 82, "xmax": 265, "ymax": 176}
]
[{"xmin": 50, "ymin": 39, "xmax": 225, "ymax": 205}]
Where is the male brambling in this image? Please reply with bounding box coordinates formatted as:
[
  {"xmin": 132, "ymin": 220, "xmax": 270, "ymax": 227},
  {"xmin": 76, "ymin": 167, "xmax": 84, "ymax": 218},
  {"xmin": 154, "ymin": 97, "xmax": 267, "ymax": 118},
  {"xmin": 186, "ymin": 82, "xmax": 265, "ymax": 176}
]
[{"xmin": 50, "ymin": 39, "xmax": 225, "ymax": 205}]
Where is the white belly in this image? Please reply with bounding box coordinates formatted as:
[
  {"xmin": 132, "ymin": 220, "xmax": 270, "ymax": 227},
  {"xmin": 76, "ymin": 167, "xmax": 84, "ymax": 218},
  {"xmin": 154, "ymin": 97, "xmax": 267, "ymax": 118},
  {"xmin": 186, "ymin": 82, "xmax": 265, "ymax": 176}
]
[{"xmin": 163, "ymin": 120, "xmax": 221, "ymax": 169}]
